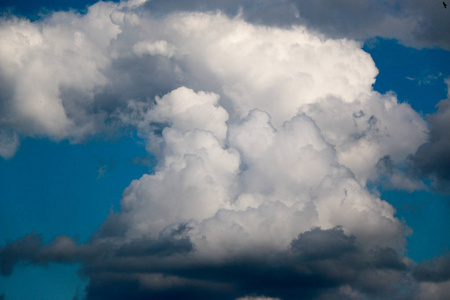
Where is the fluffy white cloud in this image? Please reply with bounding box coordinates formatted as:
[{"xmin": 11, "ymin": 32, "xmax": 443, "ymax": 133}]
[
  {"xmin": 162, "ymin": 12, "xmax": 377, "ymax": 125},
  {"xmin": 0, "ymin": 2, "xmax": 120, "ymax": 143},
  {"xmin": 119, "ymin": 87, "xmax": 229, "ymax": 147},
  {"xmin": 117, "ymin": 88, "xmax": 407, "ymax": 258}
]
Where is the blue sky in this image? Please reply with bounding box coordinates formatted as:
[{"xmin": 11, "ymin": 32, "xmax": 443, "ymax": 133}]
[
  {"xmin": 0, "ymin": 135, "xmax": 149, "ymax": 243},
  {"xmin": 365, "ymin": 38, "xmax": 450, "ymax": 116},
  {"xmin": 0, "ymin": 136, "xmax": 149, "ymax": 300},
  {"xmin": 1, "ymin": 1, "xmax": 450, "ymax": 299},
  {"xmin": 0, "ymin": 0, "xmax": 104, "ymax": 18}
]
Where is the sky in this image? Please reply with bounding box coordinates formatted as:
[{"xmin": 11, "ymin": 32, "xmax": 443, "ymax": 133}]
[{"xmin": 1, "ymin": 1, "xmax": 450, "ymax": 299}]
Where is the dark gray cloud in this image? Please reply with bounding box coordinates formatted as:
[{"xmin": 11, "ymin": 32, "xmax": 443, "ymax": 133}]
[
  {"xmin": 0, "ymin": 227, "xmax": 416, "ymax": 300},
  {"xmin": 290, "ymin": 0, "xmax": 400, "ymax": 38},
  {"xmin": 288, "ymin": 0, "xmax": 450, "ymax": 49},
  {"xmin": 290, "ymin": 226, "xmax": 357, "ymax": 260},
  {"xmin": 0, "ymin": 223, "xmax": 195, "ymax": 275},
  {"xmin": 141, "ymin": 0, "xmax": 450, "ymax": 49},
  {"xmin": 141, "ymin": 0, "xmax": 300, "ymax": 27},
  {"xmin": 413, "ymin": 255, "xmax": 450, "ymax": 299},
  {"xmin": 402, "ymin": 0, "xmax": 450, "ymax": 49},
  {"xmin": 414, "ymin": 254, "xmax": 450, "ymax": 283},
  {"xmin": 411, "ymin": 98, "xmax": 450, "ymax": 192},
  {"xmin": 0, "ymin": 233, "xmax": 77, "ymax": 276}
]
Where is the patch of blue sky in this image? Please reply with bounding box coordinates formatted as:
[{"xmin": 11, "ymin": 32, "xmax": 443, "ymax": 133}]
[
  {"xmin": 364, "ymin": 37, "xmax": 450, "ymax": 115},
  {"xmin": 0, "ymin": 0, "xmax": 118, "ymax": 20},
  {"xmin": 0, "ymin": 134, "xmax": 151, "ymax": 245},
  {"xmin": 0, "ymin": 263, "xmax": 86, "ymax": 300},
  {"xmin": 382, "ymin": 190, "xmax": 450, "ymax": 262}
]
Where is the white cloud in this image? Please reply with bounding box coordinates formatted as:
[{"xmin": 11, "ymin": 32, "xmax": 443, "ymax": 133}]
[
  {"xmin": 118, "ymin": 89, "xmax": 407, "ymax": 257},
  {"xmin": 164, "ymin": 13, "xmax": 377, "ymax": 125},
  {"xmin": 120, "ymin": 87, "xmax": 229, "ymax": 145},
  {"xmin": 0, "ymin": 2, "xmax": 120, "ymax": 140}
]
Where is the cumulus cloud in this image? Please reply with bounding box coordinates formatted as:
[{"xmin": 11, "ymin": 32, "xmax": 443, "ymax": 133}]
[
  {"xmin": 0, "ymin": 2, "xmax": 118, "ymax": 147},
  {"xmin": 0, "ymin": 1, "xmax": 439, "ymax": 299}
]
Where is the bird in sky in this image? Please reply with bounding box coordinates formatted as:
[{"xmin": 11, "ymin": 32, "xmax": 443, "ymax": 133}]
[{"xmin": 444, "ymin": 1, "xmax": 448, "ymax": 8}]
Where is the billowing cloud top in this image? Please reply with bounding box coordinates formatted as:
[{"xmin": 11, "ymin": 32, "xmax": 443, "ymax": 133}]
[{"xmin": 1, "ymin": 1, "xmax": 448, "ymax": 299}]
